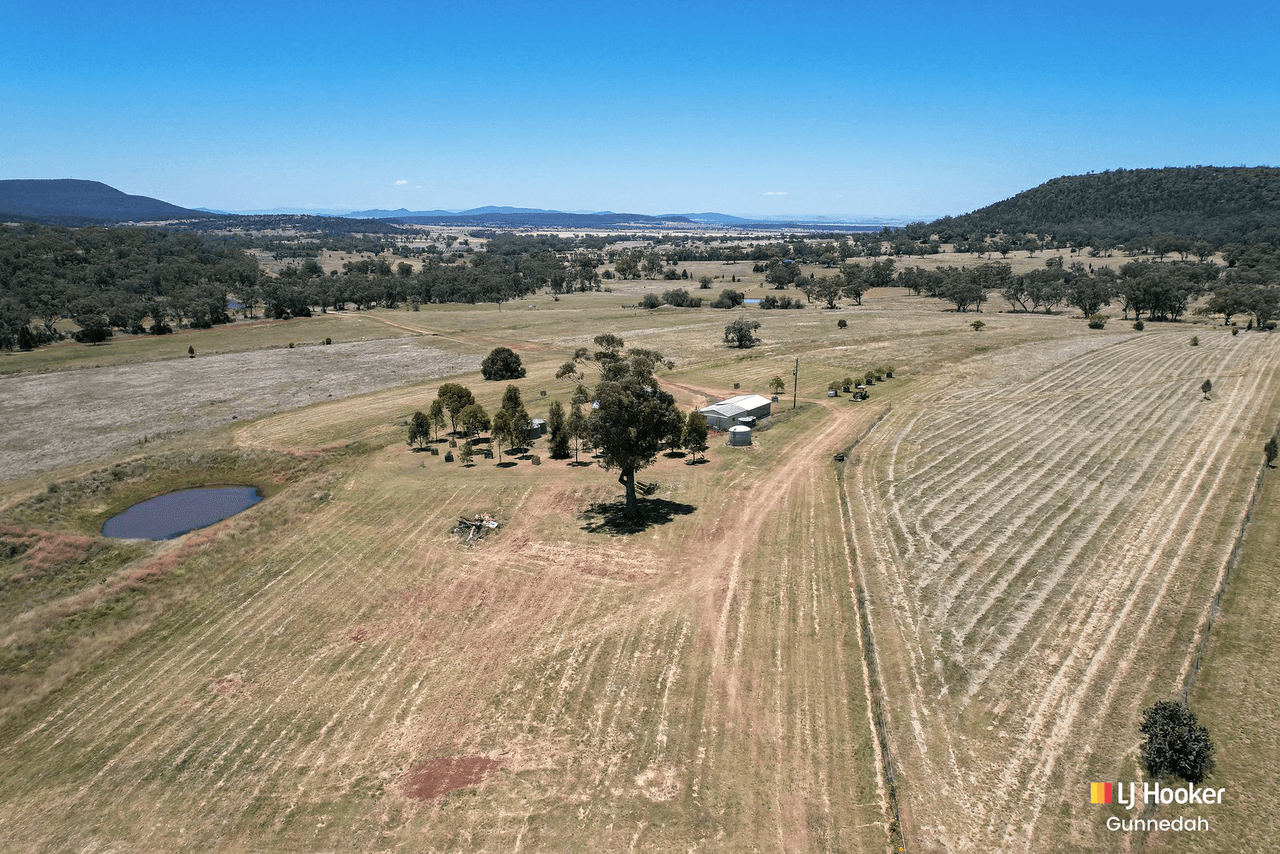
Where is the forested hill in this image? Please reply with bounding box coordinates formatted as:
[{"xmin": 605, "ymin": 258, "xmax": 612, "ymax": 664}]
[
  {"xmin": 0, "ymin": 179, "xmax": 210, "ymax": 223},
  {"xmin": 913, "ymin": 167, "xmax": 1280, "ymax": 248}
]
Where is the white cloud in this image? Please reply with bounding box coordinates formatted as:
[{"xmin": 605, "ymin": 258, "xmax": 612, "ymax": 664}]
[
  {"xmin": 394, "ymin": 179, "xmax": 408, "ymax": 185},
  {"xmin": 763, "ymin": 191, "xmax": 787, "ymax": 196}
]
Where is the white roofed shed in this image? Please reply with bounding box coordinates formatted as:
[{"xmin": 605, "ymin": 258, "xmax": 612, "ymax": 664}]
[{"xmin": 699, "ymin": 393, "xmax": 772, "ymax": 430}]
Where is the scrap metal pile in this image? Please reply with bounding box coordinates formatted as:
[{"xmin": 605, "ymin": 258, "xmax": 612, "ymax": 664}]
[{"xmin": 453, "ymin": 513, "xmax": 500, "ymax": 543}]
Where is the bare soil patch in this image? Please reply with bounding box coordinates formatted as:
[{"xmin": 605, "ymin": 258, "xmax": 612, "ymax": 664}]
[
  {"xmin": 402, "ymin": 755, "xmax": 501, "ymax": 801},
  {"xmin": 0, "ymin": 338, "xmax": 477, "ymax": 482}
]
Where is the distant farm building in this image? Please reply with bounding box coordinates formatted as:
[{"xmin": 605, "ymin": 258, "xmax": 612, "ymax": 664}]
[{"xmin": 700, "ymin": 393, "xmax": 772, "ymax": 430}]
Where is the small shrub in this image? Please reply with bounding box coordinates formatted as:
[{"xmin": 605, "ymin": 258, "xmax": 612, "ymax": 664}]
[
  {"xmin": 837, "ymin": 318, "xmax": 848, "ymax": 329},
  {"xmin": 531, "ymin": 454, "xmax": 541, "ymax": 465},
  {"xmin": 711, "ymin": 289, "xmax": 745, "ymax": 309},
  {"xmin": 1232, "ymin": 326, "xmax": 1240, "ymax": 336},
  {"xmin": 1133, "ymin": 320, "xmax": 1145, "ymax": 331},
  {"xmin": 662, "ymin": 288, "xmax": 698, "ymax": 307},
  {"xmin": 640, "ymin": 293, "xmax": 662, "ymax": 309},
  {"xmin": 970, "ymin": 320, "xmax": 985, "ymax": 332},
  {"xmin": 1191, "ymin": 335, "xmax": 1200, "ymax": 347},
  {"xmin": 1088, "ymin": 313, "xmax": 1107, "ymax": 329},
  {"xmin": 288, "ymin": 342, "xmax": 295, "ymax": 348},
  {"xmin": 324, "ymin": 337, "xmax": 332, "ymax": 345}
]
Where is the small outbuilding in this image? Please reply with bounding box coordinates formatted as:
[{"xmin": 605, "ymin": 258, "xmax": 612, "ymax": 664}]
[{"xmin": 700, "ymin": 393, "xmax": 772, "ymax": 430}]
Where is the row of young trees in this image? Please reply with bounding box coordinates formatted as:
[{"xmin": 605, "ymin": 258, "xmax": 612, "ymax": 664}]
[
  {"xmin": 413, "ymin": 343, "xmax": 710, "ymax": 517},
  {"xmin": 889, "ymin": 256, "xmax": 1257, "ymax": 321}
]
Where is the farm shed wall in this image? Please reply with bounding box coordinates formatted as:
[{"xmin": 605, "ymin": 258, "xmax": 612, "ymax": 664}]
[{"xmin": 699, "ymin": 394, "xmax": 772, "ymax": 430}]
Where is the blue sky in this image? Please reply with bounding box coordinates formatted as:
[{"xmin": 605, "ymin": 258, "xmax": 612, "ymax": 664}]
[{"xmin": 4, "ymin": 0, "xmax": 1277, "ymax": 218}]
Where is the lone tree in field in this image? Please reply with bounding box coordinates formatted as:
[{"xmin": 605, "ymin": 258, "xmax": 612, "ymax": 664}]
[
  {"xmin": 500, "ymin": 384, "xmax": 530, "ymax": 441},
  {"xmin": 1201, "ymin": 378, "xmax": 1213, "ymax": 400},
  {"xmin": 437, "ymin": 383, "xmax": 475, "ymax": 434},
  {"xmin": 491, "ymin": 409, "xmax": 521, "ymax": 462},
  {"xmin": 1140, "ymin": 701, "xmax": 1214, "ymax": 783},
  {"xmin": 428, "ymin": 399, "xmax": 446, "ymax": 441},
  {"xmin": 769, "ymin": 375, "xmax": 786, "ymax": 394},
  {"xmin": 458, "ymin": 402, "xmax": 490, "ymax": 440},
  {"xmin": 457, "ymin": 441, "xmax": 475, "ymax": 466},
  {"xmin": 682, "ymin": 410, "xmax": 709, "ymax": 462},
  {"xmin": 481, "ymin": 346, "xmax": 526, "ymax": 381},
  {"xmin": 547, "ymin": 400, "xmax": 571, "ymax": 459},
  {"xmin": 1265, "ymin": 436, "xmax": 1278, "ymax": 468},
  {"xmin": 724, "ymin": 317, "xmax": 761, "ymax": 349},
  {"xmin": 408, "ymin": 411, "xmax": 431, "ymax": 449},
  {"xmin": 567, "ymin": 334, "xmax": 681, "ymax": 518},
  {"xmin": 567, "ymin": 401, "xmax": 587, "ymax": 463}
]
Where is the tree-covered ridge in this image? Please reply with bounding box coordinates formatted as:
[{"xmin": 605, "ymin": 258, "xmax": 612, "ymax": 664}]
[
  {"xmin": 912, "ymin": 167, "xmax": 1280, "ymax": 248},
  {"xmin": 0, "ymin": 223, "xmax": 259, "ymax": 348},
  {"xmin": 0, "ymin": 179, "xmax": 211, "ymax": 222}
]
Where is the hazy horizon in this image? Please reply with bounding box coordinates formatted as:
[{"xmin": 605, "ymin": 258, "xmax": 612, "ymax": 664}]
[{"xmin": 4, "ymin": 0, "xmax": 1277, "ymax": 218}]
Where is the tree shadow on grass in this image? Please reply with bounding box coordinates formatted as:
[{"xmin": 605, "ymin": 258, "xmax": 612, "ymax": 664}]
[{"xmin": 579, "ymin": 497, "xmax": 697, "ymax": 534}]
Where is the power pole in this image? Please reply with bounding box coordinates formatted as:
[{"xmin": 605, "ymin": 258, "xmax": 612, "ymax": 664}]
[{"xmin": 792, "ymin": 357, "xmax": 799, "ymax": 410}]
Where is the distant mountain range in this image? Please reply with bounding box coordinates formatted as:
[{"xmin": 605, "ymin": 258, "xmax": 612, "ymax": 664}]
[
  {"xmin": 0, "ymin": 177, "xmax": 917, "ymax": 231},
  {"xmin": 342, "ymin": 206, "xmax": 903, "ymax": 227},
  {"xmin": 0, "ymin": 179, "xmax": 211, "ymax": 222},
  {"xmin": 345, "ymin": 205, "xmax": 563, "ymax": 218}
]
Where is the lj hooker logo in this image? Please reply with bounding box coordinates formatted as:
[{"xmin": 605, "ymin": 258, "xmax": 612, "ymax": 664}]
[{"xmin": 1090, "ymin": 781, "xmax": 1223, "ymax": 832}]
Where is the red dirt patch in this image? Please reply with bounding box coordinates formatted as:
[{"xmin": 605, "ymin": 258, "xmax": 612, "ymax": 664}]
[
  {"xmin": 402, "ymin": 756, "xmax": 500, "ymax": 801},
  {"xmin": 21, "ymin": 532, "xmax": 96, "ymax": 574}
]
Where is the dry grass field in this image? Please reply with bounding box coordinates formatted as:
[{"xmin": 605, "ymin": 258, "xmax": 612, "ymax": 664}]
[{"xmin": 0, "ymin": 268, "xmax": 1277, "ymax": 852}]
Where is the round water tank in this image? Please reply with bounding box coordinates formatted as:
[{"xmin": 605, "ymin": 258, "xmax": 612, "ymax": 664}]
[{"xmin": 728, "ymin": 425, "xmax": 752, "ymax": 446}]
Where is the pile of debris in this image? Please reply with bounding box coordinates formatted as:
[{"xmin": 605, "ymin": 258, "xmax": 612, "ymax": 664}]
[{"xmin": 453, "ymin": 513, "xmax": 500, "ymax": 543}]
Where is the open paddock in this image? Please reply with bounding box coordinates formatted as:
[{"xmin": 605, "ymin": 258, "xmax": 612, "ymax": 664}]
[{"xmin": 0, "ymin": 278, "xmax": 1276, "ymax": 852}]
